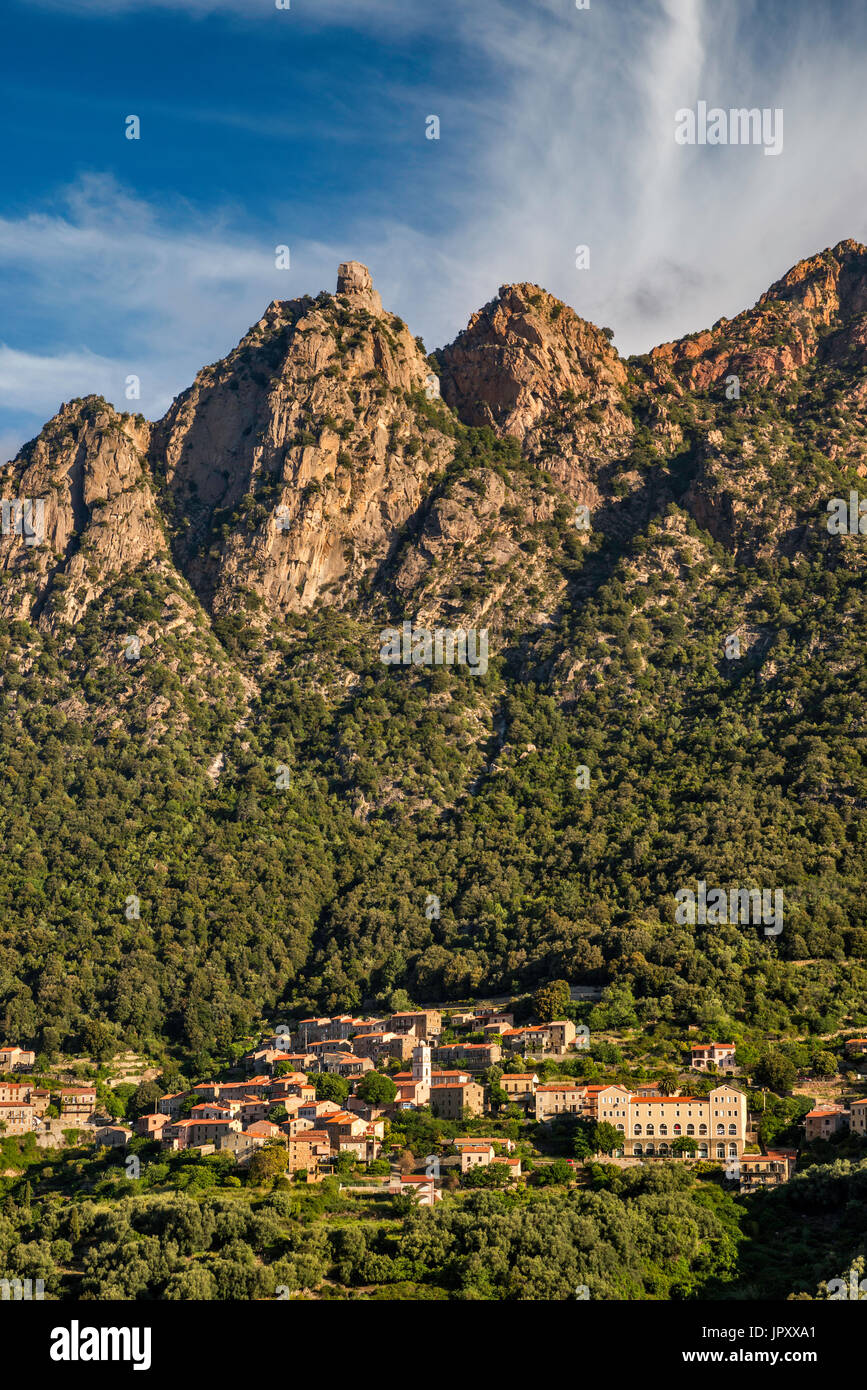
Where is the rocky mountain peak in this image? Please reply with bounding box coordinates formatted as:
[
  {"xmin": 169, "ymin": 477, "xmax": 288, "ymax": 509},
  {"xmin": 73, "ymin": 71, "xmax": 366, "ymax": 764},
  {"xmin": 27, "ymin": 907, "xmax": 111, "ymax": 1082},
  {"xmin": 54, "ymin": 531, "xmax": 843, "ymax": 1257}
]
[
  {"xmin": 647, "ymin": 239, "xmax": 867, "ymax": 394},
  {"xmin": 759, "ymin": 238, "xmax": 867, "ymax": 321},
  {"xmin": 0, "ymin": 395, "xmax": 165, "ymax": 631},
  {"xmin": 438, "ymin": 281, "xmax": 629, "ymax": 445},
  {"xmin": 153, "ymin": 263, "xmax": 453, "ymax": 620}
]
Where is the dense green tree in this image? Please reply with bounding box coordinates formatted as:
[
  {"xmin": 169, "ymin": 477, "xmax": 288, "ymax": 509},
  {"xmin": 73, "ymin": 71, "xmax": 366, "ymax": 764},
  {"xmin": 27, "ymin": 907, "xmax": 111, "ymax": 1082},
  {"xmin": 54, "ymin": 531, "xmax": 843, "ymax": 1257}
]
[
  {"xmin": 753, "ymin": 1054, "xmax": 798, "ymax": 1095},
  {"xmin": 356, "ymin": 1072, "xmax": 397, "ymax": 1105},
  {"xmin": 313, "ymin": 1073, "xmax": 350, "ymax": 1104},
  {"xmin": 248, "ymin": 1143, "xmax": 289, "ymax": 1185},
  {"xmin": 533, "ymin": 980, "xmax": 571, "ymax": 1022}
]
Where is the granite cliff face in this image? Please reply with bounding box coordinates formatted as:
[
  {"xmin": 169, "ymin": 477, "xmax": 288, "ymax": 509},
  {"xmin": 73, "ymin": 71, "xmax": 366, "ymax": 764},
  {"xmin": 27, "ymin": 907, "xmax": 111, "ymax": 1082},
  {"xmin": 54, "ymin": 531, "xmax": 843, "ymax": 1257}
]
[
  {"xmin": 439, "ymin": 281, "xmax": 633, "ymax": 490},
  {"xmin": 0, "ymin": 399, "xmax": 165, "ymax": 631},
  {"xmin": 2, "ymin": 243, "xmax": 866, "ymax": 652},
  {"xmin": 153, "ymin": 260, "xmax": 453, "ymax": 623},
  {"xmin": 645, "ymin": 238, "xmax": 867, "ymax": 394}
]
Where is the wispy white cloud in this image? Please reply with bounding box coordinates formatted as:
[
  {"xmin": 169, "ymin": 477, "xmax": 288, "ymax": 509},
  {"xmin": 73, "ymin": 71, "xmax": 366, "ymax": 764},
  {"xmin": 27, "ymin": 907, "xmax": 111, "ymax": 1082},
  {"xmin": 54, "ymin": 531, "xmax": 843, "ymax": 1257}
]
[
  {"xmin": 413, "ymin": 0, "xmax": 867, "ymax": 355},
  {"xmin": 3, "ymin": 0, "xmax": 867, "ymax": 460},
  {"xmin": 0, "ymin": 345, "xmax": 122, "ymax": 417},
  {"xmin": 0, "ymin": 173, "xmax": 352, "ymax": 445},
  {"xmin": 25, "ymin": 0, "xmax": 426, "ymax": 25}
]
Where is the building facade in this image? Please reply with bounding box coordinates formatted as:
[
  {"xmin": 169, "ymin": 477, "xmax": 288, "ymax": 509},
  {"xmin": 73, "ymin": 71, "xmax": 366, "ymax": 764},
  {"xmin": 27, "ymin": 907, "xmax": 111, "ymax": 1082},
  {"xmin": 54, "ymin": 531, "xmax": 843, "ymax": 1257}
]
[
  {"xmin": 624, "ymin": 1087, "xmax": 748, "ymax": 1160},
  {"xmin": 805, "ymin": 1107, "xmax": 849, "ymax": 1142},
  {"xmin": 429, "ymin": 1082, "xmax": 484, "ymax": 1120},
  {"xmin": 689, "ymin": 1042, "xmax": 737, "ymax": 1072},
  {"xmin": 536, "ymin": 1082, "xmax": 748, "ymax": 1160}
]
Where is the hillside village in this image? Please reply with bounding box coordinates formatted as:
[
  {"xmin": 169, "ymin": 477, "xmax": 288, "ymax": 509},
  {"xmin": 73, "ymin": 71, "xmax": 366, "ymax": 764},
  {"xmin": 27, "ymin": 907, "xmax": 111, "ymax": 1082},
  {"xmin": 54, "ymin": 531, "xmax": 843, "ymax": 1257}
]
[{"xmin": 3, "ymin": 1006, "xmax": 867, "ymax": 1201}]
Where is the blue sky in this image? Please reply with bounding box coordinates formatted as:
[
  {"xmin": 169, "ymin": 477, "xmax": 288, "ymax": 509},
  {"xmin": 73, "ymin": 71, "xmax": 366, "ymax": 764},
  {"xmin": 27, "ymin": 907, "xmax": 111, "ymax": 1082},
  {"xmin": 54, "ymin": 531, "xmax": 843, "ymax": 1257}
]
[{"xmin": 1, "ymin": 0, "xmax": 866, "ymax": 458}]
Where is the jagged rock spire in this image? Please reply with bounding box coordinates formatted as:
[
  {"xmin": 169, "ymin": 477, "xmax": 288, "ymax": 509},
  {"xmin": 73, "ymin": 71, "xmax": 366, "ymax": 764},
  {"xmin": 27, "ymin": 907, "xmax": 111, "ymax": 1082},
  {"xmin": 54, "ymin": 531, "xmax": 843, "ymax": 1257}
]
[{"xmin": 336, "ymin": 261, "xmax": 382, "ymax": 315}]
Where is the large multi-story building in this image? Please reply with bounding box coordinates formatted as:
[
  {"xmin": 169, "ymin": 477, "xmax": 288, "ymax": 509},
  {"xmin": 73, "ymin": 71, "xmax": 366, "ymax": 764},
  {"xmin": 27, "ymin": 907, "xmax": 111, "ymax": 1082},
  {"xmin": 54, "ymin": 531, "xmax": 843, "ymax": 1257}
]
[
  {"xmin": 0, "ymin": 1045, "xmax": 36, "ymax": 1072},
  {"xmin": 429, "ymin": 1081, "xmax": 484, "ymax": 1120},
  {"xmin": 621, "ymin": 1086, "xmax": 748, "ymax": 1160},
  {"xmin": 534, "ymin": 1082, "xmax": 589, "ymax": 1122},
  {"xmin": 157, "ymin": 1091, "xmax": 188, "ymax": 1118},
  {"xmin": 57, "ymin": 1086, "xmax": 97, "ymax": 1121},
  {"xmin": 352, "ymin": 1031, "xmax": 415, "ymax": 1063},
  {"xmin": 314, "ymin": 1052, "xmax": 374, "ymax": 1078},
  {"xmin": 738, "ymin": 1151, "xmax": 796, "ymax": 1190},
  {"xmin": 534, "ymin": 1081, "xmax": 622, "ymax": 1122},
  {"xmin": 850, "ymin": 1099, "xmax": 867, "ymax": 1136},
  {"xmin": 307, "ymin": 1038, "xmax": 347, "ymax": 1054},
  {"xmin": 435, "ymin": 1042, "xmax": 502, "ymax": 1072},
  {"xmin": 501, "ymin": 1072, "xmax": 539, "ymax": 1104},
  {"xmin": 536, "ymin": 1082, "xmax": 748, "ymax": 1160},
  {"xmin": 350, "ymin": 1019, "xmax": 389, "ymax": 1038},
  {"xmin": 0, "ymin": 1101, "xmax": 35, "ymax": 1134},
  {"xmin": 136, "ymin": 1113, "xmax": 170, "ymax": 1138},
  {"xmin": 322, "ymin": 1111, "xmax": 382, "ymax": 1162},
  {"xmin": 287, "ymin": 1131, "xmax": 331, "ymax": 1172},
  {"xmin": 163, "ymin": 1117, "xmax": 242, "ymax": 1150},
  {"xmin": 296, "ymin": 1018, "xmax": 333, "ymax": 1048},
  {"xmin": 0, "ymin": 1082, "xmax": 30, "ymax": 1104}
]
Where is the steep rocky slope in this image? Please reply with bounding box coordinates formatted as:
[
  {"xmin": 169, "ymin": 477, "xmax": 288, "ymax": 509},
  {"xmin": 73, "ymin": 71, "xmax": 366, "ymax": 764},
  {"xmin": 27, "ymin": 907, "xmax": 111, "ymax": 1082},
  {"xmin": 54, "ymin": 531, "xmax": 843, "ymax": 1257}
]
[
  {"xmin": 3, "ymin": 242, "xmax": 867, "ymax": 1055},
  {"xmin": 0, "ymin": 399, "xmax": 164, "ymax": 631},
  {"xmin": 438, "ymin": 279, "xmax": 633, "ymax": 481},
  {"xmin": 644, "ymin": 238, "xmax": 867, "ymax": 393},
  {"xmin": 154, "ymin": 261, "xmax": 455, "ymax": 626}
]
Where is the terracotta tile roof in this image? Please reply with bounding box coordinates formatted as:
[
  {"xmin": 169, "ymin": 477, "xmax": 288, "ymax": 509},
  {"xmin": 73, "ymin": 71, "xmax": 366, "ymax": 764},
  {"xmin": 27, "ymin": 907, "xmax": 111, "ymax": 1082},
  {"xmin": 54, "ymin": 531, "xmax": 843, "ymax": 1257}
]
[
  {"xmin": 628, "ymin": 1096, "xmax": 702, "ymax": 1105},
  {"xmin": 176, "ymin": 1118, "xmax": 236, "ymax": 1127}
]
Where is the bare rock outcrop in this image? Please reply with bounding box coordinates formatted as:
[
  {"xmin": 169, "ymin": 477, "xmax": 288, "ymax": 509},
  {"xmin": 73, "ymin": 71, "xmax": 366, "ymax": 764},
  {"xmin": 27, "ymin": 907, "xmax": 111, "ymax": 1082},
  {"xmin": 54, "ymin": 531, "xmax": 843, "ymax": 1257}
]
[
  {"xmin": 438, "ymin": 282, "xmax": 633, "ymax": 498},
  {"xmin": 647, "ymin": 238, "xmax": 867, "ymax": 393},
  {"xmin": 336, "ymin": 260, "xmax": 383, "ymax": 315},
  {"xmin": 0, "ymin": 398, "xmax": 167, "ymax": 630},
  {"xmin": 154, "ymin": 265, "xmax": 455, "ymax": 619}
]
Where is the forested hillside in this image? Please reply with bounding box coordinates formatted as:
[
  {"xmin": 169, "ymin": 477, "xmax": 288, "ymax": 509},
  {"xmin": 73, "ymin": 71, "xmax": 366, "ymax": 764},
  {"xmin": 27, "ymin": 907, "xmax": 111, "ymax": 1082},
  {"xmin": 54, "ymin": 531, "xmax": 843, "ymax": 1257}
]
[{"xmin": 2, "ymin": 243, "xmax": 866, "ymax": 1067}]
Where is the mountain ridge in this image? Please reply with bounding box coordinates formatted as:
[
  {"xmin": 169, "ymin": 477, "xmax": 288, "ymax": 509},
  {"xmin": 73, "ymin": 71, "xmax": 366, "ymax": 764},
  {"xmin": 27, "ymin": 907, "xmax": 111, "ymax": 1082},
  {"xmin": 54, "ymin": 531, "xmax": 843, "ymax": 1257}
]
[
  {"xmin": 2, "ymin": 241, "xmax": 867, "ymax": 1060},
  {"xmin": 4, "ymin": 239, "xmax": 866, "ymax": 644}
]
